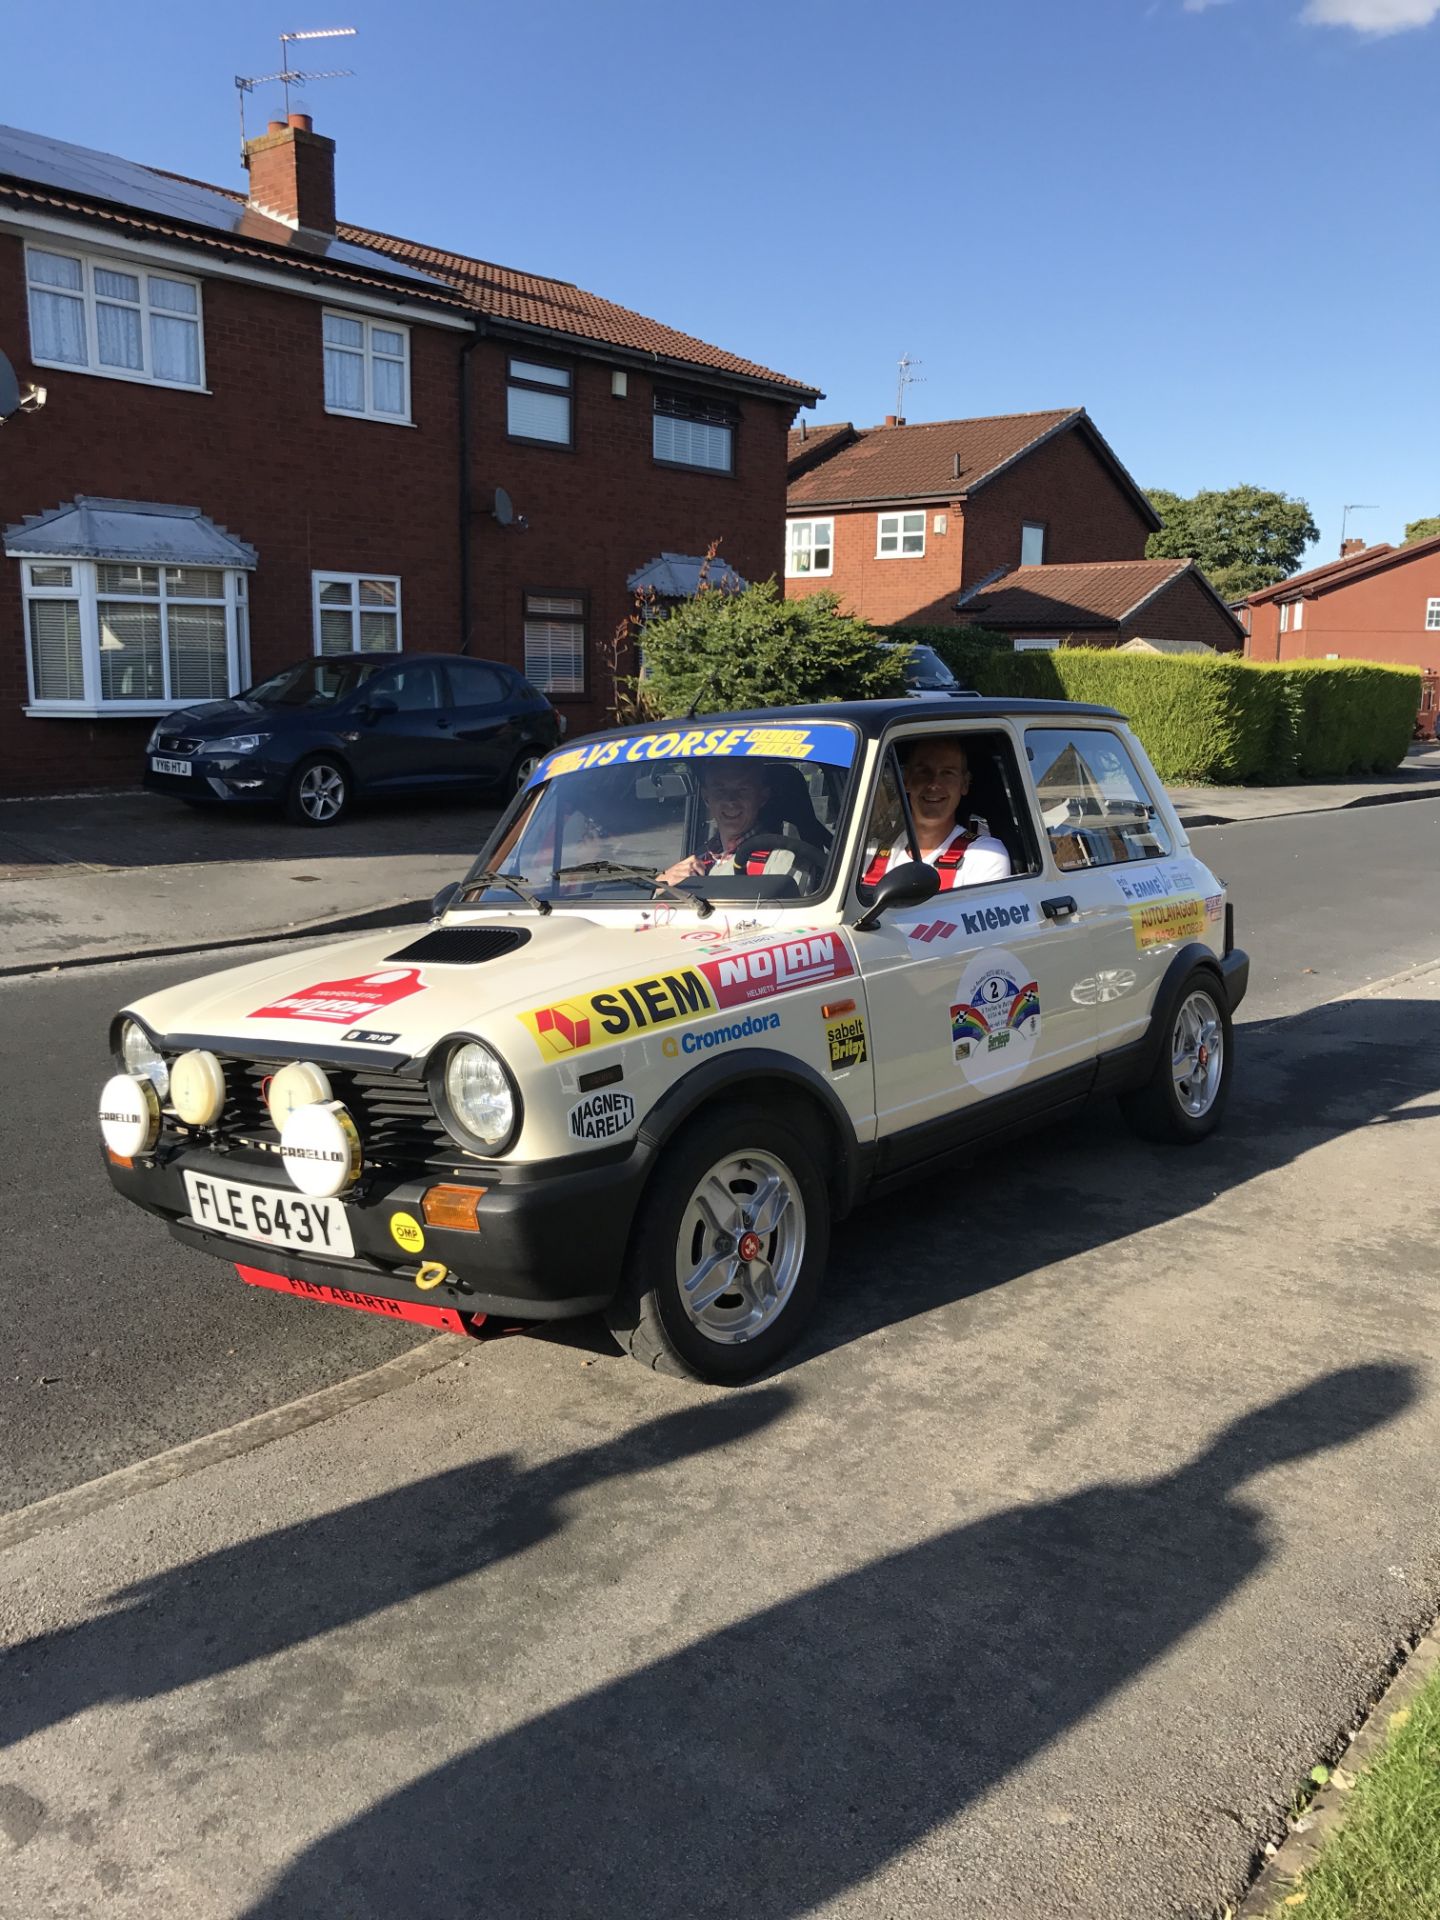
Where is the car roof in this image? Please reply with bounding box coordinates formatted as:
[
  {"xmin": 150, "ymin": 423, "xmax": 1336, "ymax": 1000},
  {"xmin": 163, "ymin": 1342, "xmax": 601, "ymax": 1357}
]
[{"xmin": 309, "ymin": 651, "xmax": 512, "ymax": 669}]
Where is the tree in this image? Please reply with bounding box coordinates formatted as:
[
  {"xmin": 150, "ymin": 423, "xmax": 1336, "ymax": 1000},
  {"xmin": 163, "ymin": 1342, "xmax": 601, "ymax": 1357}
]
[
  {"xmin": 1144, "ymin": 485, "xmax": 1319, "ymax": 601},
  {"xmin": 632, "ymin": 579, "xmax": 907, "ymax": 717},
  {"xmin": 1404, "ymin": 516, "xmax": 1440, "ymax": 545}
]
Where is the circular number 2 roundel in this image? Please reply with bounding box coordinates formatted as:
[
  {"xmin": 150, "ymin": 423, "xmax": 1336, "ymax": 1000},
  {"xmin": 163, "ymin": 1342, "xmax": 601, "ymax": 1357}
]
[{"xmin": 948, "ymin": 946, "xmax": 1042, "ymax": 1091}]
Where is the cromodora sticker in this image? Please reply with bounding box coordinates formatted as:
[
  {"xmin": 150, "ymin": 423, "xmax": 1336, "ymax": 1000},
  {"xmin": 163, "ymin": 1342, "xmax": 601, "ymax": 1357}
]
[{"xmin": 949, "ymin": 947, "xmax": 1040, "ymax": 1090}]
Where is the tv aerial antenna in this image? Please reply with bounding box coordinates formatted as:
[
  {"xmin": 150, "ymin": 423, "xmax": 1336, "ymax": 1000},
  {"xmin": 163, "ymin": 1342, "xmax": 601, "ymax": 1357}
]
[
  {"xmin": 895, "ymin": 351, "xmax": 924, "ymax": 421},
  {"xmin": 236, "ymin": 28, "xmax": 357, "ymax": 159}
]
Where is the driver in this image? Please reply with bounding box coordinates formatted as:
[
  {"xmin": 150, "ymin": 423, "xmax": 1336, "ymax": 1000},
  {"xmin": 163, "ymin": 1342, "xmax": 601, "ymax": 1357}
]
[
  {"xmin": 863, "ymin": 737, "xmax": 1012, "ymax": 889},
  {"xmin": 658, "ymin": 764, "xmax": 796, "ymax": 884}
]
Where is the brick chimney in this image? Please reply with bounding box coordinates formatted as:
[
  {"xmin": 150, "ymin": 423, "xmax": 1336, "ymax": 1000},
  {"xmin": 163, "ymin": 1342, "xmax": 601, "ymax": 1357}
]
[
  {"xmin": 1340, "ymin": 537, "xmax": 1367, "ymax": 558},
  {"xmin": 882, "ymin": 414, "xmax": 906, "ymax": 427},
  {"xmin": 243, "ymin": 114, "xmax": 336, "ymax": 234}
]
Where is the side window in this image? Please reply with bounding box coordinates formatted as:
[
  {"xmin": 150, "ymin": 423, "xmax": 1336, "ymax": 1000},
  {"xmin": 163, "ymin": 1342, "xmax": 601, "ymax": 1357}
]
[
  {"xmin": 371, "ymin": 663, "xmax": 443, "ymax": 712},
  {"xmin": 856, "ymin": 730, "xmax": 1037, "ymax": 895},
  {"xmin": 1026, "ymin": 728, "xmax": 1171, "ymax": 870},
  {"xmin": 446, "ymin": 660, "xmax": 507, "ymax": 705}
]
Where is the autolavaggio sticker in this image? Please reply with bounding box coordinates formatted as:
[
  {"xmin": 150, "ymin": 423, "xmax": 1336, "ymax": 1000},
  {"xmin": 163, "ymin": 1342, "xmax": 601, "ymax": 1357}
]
[{"xmin": 949, "ymin": 948, "xmax": 1041, "ymax": 1091}]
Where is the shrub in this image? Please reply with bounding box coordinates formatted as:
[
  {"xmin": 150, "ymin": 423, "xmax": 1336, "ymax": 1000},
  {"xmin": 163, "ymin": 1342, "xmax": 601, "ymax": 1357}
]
[
  {"xmin": 1261, "ymin": 660, "xmax": 1420, "ymax": 778},
  {"xmin": 639, "ymin": 581, "xmax": 906, "ymax": 715}
]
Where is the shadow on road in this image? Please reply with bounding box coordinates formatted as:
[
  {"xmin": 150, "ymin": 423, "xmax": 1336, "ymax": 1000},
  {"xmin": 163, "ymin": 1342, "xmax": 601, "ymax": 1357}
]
[
  {"xmin": 238, "ymin": 1365, "xmax": 1415, "ymax": 1918},
  {"xmin": 0, "ymin": 1389, "xmax": 790, "ymax": 1752}
]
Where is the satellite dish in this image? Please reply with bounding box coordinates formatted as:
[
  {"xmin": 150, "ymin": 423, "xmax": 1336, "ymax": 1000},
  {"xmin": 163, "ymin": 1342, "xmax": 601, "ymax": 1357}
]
[
  {"xmin": 492, "ymin": 487, "xmax": 514, "ymax": 527},
  {"xmin": 0, "ymin": 352, "xmax": 20, "ymax": 423}
]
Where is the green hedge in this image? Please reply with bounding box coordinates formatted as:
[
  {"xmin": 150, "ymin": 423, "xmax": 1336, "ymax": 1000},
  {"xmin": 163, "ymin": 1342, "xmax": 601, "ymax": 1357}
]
[{"xmin": 908, "ymin": 638, "xmax": 1418, "ymax": 785}]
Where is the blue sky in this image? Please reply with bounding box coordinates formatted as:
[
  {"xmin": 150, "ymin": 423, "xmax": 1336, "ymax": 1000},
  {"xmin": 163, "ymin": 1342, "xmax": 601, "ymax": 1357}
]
[{"xmin": 5, "ymin": 0, "xmax": 1436, "ymax": 565}]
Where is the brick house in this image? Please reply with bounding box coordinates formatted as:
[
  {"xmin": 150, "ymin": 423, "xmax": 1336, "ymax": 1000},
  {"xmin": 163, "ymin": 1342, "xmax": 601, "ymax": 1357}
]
[
  {"xmin": 783, "ymin": 409, "xmax": 1162, "ymax": 627},
  {"xmin": 1240, "ymin": 533, "xmax": 1440, "ymax": 670},
  {"xmin": 954, "ymin": 557, "xmax": 1244, "ymax": 654},
  {"xmin": 0, "ymin": 119, "xmax": 817, "ymax": 796}
]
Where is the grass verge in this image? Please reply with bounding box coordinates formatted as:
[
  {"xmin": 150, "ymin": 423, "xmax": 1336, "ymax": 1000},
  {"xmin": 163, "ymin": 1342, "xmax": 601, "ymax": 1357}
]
[{"xmin": 1266, "ymin": 1657, "xmax": 1440, "ymax": 1917}]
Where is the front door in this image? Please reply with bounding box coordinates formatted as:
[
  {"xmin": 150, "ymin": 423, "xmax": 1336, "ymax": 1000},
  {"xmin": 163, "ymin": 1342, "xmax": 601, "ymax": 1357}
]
[
  {"xmin": 347, "ymin": 661, "xmax": 462, "ymax": 791},
  {"xmin": 444, "ymin": 658, "xmax": 525, "ymax": 787}
]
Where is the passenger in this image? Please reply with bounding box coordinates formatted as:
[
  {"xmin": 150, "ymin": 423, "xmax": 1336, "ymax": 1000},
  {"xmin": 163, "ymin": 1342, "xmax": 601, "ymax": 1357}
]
[{"xmin": 864, "ymin": 737, "xmax": 1012, "ymax": 889}]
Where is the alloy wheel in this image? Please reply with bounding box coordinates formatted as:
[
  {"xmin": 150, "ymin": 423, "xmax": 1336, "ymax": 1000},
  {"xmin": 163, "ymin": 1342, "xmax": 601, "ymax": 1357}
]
[
  {"xmin": 1172, "ymin": 988, "xmax": 1224, "ymax": 1118},
  {"xmin": 674, "ymin": 1149, "xmax": 806, "ymax": 1346},
  {"xmin": 299, "ymin": 764, "xmax": 346, "ymax": 822}
]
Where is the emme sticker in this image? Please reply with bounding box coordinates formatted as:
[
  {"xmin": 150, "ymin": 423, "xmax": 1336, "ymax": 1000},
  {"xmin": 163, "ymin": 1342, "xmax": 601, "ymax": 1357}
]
[
  {"xmin": 518, "ymin": 935, "xmax": 854, "ymax": 1059},
  {"xmin": 949, "ymin": 948, "xmax": 1041, "ymax": 1090},
  {"xmin": 528, "ymin": 722, "xmax": 857, "ymax": 787}
]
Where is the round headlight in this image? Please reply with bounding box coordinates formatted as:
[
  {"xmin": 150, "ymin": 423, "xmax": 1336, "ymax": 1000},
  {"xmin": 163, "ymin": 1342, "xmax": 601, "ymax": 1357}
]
[
  {"xmin": 171, "ymin": 1049, "xmax": 226, "ymax": 1127},
  {"xmin": 443, "ymin": 1041, "xmax": 515, "ymax": 1150},
  {"xmin": 266, "ymin": 1060, "xmax": 333, "ymax": 1130},
  {"xmin": 120, "ymin": 1018, "xmax": 169, "ymax": 1099}
]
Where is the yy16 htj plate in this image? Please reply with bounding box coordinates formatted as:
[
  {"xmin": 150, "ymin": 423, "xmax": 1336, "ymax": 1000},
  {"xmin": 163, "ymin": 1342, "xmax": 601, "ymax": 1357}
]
[
  {"xmin": 184, "ymin": 1170, "xmax": 355, "ymax": 1258},
  {"xmin": 150, "ymin": 755, "xmax": 191, "ymax": 776}
]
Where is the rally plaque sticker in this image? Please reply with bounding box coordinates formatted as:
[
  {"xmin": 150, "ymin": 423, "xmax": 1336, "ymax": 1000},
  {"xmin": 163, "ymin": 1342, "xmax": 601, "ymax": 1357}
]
[
  {"xmin": 949, "ymin": 947, "xmax": 1041, "ymax": 1090},
  {"xmin": 251, "ymin": 968, "xmax": 426, "ymax": 1026}
]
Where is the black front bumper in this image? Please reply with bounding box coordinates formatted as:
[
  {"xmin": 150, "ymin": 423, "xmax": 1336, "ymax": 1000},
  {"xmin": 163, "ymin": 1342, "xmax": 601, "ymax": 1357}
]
[
  {"xmin": 107, "ymin": 1137, "xmax": 647, "ymax": 1321},
  {"xmin": 144, "ymin": 761, "xmax": 288, "ymax": 806}
]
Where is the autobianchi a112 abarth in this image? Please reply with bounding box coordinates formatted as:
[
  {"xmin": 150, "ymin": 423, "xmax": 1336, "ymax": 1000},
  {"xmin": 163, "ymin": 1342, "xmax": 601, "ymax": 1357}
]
[{"xmin": 100, "ymin": 699, "xmax": 1249, "ymax": 1382}]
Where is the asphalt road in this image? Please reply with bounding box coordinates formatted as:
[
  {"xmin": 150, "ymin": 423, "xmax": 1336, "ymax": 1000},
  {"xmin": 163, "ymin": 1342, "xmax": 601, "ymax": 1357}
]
[{"xmin": 1, "ymin": 798, "xmax": 1437, "ymax": 1514}]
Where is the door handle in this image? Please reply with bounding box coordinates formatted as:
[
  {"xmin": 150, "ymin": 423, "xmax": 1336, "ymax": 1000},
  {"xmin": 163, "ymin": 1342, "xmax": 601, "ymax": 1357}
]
[
  {"xmin": 436, "ymin": 718, "xmax": 451, "ymax": 729},
  {"xmin": 1041, "ymin": 895, "xmax": 1078, "ymax": 922}
]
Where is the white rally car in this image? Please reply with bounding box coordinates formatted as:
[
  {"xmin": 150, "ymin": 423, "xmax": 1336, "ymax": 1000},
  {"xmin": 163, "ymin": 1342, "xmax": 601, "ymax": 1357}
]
[{"xmin": 100, "ymin": 699, "xmax": 1248, "ymax": 1383}]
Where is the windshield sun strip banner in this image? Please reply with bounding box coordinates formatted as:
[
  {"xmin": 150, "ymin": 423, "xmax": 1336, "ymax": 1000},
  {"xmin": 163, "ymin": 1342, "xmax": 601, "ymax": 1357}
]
[
  {"xmin": 527, "ymin": 721, "xmax": 857, "ymax": 788},
  {"xmin": 517, "ymin": 932, "xmax": 856, "ymax": 1059}
]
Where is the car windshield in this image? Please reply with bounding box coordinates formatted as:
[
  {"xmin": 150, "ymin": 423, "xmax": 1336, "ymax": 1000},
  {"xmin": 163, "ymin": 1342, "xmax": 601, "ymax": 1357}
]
[
  {"xmin": 244, "ymin": 659, "xmax": 392, "ymax": 709},
  {"xmin": 466, "ymin": 720, "xmax": 860, "ymax": 908},
  {"xmin": 904, "ymin": 645, "xmax": 959, "ymax": 690}
]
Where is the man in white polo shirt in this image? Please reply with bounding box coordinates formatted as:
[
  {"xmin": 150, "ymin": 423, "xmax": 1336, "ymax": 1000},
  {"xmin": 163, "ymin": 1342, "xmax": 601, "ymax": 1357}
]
[{"xmin": 862, "ymin": 736, "xmax": 1012, "ymax": 890}]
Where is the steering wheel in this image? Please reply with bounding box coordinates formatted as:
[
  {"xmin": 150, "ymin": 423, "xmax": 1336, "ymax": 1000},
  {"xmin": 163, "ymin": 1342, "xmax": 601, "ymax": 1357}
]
[{"xmin": 726, "ymin": 831, "xmax": 829, "ymax": 889}]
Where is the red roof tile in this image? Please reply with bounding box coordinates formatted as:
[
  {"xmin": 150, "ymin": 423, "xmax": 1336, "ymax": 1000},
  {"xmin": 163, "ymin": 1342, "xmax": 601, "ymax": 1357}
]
[
  {"xmin": 958, "ymin": 558, "xmax": 1193, "ymax": 626},
  {"xmin": 1241, "ymin": 535, "xmax": 1440, "ymax": 603},
  {"xmin": 787, "ymin": 409, "xmax": 1079, "ymax": 505}
]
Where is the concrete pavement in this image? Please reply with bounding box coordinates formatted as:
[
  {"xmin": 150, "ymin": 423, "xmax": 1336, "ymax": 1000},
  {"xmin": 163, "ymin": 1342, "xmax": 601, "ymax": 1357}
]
[
  {"xmin": 4, "ymin": 960, "xmax": 1439, "ymax": 1918},
  {"xmin": 3, "ymin": 748, "xmax": 1438, "ymax": 973}
]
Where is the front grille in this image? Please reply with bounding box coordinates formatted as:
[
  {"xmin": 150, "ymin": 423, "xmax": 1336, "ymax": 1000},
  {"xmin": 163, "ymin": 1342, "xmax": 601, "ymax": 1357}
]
[
  {"xmin": 200, "ymin": 1055, "xmax": 455, "ymax": 1168},
  {"xmin": 156, "ymin": 734, "xmax": 202, "ymax": 755}
]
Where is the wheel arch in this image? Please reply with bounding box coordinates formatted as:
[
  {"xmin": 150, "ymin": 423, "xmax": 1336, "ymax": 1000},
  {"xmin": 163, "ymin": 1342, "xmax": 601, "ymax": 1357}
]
[{"xmin": 1120, "ymin": 942, "xmax": 1228, "ymax": 1093}]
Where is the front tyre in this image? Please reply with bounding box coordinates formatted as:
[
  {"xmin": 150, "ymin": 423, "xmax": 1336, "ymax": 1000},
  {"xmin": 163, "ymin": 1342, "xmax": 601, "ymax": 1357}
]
[
  {"xmin": 1119, "ymin": 975, "xmax": 1233, "ymax": 1144},
  {"xmin": 285, "ymin": 756, "xmax": 352, "ymax": 828},
  {"xmin": 606, "ymin": 1105, "xmax": 830, "ymax": 1382}
]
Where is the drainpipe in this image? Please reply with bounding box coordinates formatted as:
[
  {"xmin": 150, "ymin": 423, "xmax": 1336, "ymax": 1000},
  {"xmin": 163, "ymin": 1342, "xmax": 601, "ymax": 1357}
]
[{"xmin": 459, "ymin": 319, "xmax": 486, "ymax": 655}]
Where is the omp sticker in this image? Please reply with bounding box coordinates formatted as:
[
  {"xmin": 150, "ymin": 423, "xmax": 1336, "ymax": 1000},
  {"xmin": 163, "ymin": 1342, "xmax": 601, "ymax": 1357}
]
[
  {"xmin": 252, "ymin": 968, "xmax": 424, "ymax": 1026},
  {"xmin": 824, "ymin": 1012, "xmax": 868, "ymax": 1073},
  {"xmin": 389, "ymin": 1211, "xmax": 425, "ymax": 1254},
  {"xmin": 518, "ymin": 935, "xmax": 853, "ymax": 1059},
  {"xmin": 949, "ymin": 948, "xmax": 1041, "ymax": 1091},
  {"xmin": 1129, "ymin": 897, "xmax": 1207, "ymax": 950},
  {"xmin": 527, "ymin": 722, "xmax": 857, "ymax": 787},
  {"xmin": 568, "ymin": 1090, "xmax": 637, "ymax": 1140}
]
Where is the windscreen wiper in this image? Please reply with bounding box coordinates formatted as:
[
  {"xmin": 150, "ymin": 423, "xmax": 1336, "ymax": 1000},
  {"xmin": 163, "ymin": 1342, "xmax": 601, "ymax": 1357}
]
[
  {"xmin": 457, "ymin": 870, "xmax": 552, "ymax": 915},
  {"xmin": 552, "ymin": 860, "xmax": 714, "ymax": 918}
]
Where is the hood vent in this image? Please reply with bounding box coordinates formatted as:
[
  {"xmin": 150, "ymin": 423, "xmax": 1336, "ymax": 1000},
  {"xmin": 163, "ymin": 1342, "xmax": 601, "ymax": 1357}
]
[{"xmin": 385, "ymin": 926, "xmax": 532, "ymax": 965}]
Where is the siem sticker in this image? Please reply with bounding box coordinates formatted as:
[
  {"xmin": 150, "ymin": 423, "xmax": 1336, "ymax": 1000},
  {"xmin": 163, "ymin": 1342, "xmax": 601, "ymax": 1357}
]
[{"xmin": 252, "ymin": 968, "xmax": 425, "ymax": 1027}]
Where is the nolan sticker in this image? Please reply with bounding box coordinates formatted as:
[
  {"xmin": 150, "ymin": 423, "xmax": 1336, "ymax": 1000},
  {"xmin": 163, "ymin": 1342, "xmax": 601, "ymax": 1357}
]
[
  {"xmin": 1128, "ymin": 897, "xmax": 1206, "ymax": 950},
  {"xmin": 252, "ymin": 968, "xmax": 425, "ymax": 1027},
  {"xmin": 949, "ymin": 947, "xmax": 1041, "ymax": 1090},
  {"xmin": 568, "ymin": 1090, "xmax": 637, "ymax": 1140},
  {"xmin": 518, "ymin": 935, "xmax": 853, "ymax": 1059},
  {"xmin": 824, "ymin": 1013, "xmax": 868, "ymax": 1073}
]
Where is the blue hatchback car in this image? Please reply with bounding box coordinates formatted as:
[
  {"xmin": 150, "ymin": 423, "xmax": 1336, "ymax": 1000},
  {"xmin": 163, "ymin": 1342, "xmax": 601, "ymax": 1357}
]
[{"xmin": 143, "ymin": 652, "xmax": 563, "ymax": 826}]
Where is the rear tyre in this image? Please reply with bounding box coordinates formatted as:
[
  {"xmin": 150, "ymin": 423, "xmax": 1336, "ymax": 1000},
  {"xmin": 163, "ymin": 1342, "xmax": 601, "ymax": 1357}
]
[
  {"xmin": 606, "ymin": 1104, "xmax": 830, "ymax": 1383},
  {"xmin": 285, "ymin": 756, "xmax": 352, "ymax": 828},
  {"xmin": 1119, "ymin": 974, "xmax": 1233, "ymax": 1144}
]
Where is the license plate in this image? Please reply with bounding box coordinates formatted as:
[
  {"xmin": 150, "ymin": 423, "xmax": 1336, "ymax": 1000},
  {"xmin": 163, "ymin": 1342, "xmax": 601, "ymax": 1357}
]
[
  {"xmin": 184, "ymin": 1171, "xmax": 354, "ymax": 1258},
  {"xmin": 151, "ymin": 755, "xmax": 191, "ymax": 777}
]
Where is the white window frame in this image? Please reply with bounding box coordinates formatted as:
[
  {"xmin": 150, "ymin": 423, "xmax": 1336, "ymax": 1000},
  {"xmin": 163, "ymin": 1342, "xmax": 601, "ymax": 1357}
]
[
  {"xmin": 1020, "ymin": 521, "xmax": 1046, "ymax": 567},
  {"xmin": 1279, "ymin": 602, "xmax": 1290, "ymax": 633},
  {"xmin": 20, "ymin": 559, "xmax": 246, "ymax": 716},
  {"xmin": 24, "ymin": 243, "xmax": 206, "ymax": 392},
  {"xmin": 1292, "ymin": 598, "xmax": 1304, "ymax": 631},
  {"xmin": 1425, "ymin": 598, "xmax": 1440, "ymax": 631},
  {"xmin": 322, "ymin": 309, "xmax": 412, "ymax": 424},
  {"xmin": 506, "ymin": 356, "xmax": 574, "ymax": 446},
  {"xmin": 785, "ymin": 518, "xmax": 834, "ymax": 578},
  {"xmin": 876, "ymin": 511, "xmax": 925, "ymax": 558},
  {"xmin": 311, "ymin": 573, "xmax": 403, "ymax": 654}
]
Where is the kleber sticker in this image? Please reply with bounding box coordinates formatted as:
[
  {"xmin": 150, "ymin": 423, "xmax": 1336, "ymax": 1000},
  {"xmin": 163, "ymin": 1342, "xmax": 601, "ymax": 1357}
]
[
  {"xmin": 902, "ymin": 893, "xmax": 1038, "ymax": 948},
  {"xmin": 568, "ymin": 1090, "xmax": 637, "ymax": 1141},
  {"xmin": 252, "ymin": 968, "xmax": 424, "ymax": 1026},
  {"xmin": 528, "ymin": 721, "xmax": 857, "ymax": 787},
  {"xmin": 517, "ymin": 934, "xmax": 854, "ymax": 1059},
  {"xmin": 949, "ymin": 948, "xmax": 1041, "ymax": 1090},
  {"xmin": 1128, "ymin": 897, "xmax": 1207, "ymax": 950},
  {"xmin": 824, "ymin": 1012, "xmax": 868, "ymax": 1073}
]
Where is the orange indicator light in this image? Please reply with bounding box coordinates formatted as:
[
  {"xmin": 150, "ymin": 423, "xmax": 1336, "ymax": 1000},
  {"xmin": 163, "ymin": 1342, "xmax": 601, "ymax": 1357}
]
[{"xmin": 422, "ymin": 1184, "xmax": 487, "ymax": 1231}]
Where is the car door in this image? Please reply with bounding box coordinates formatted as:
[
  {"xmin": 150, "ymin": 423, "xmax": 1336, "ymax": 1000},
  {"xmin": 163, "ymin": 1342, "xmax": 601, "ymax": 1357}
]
[
  {"xmin": 345, "ymin": 661, "xmax": 462, "ymax": 791},
  {"xmin": 443, "ymin": 659, "xmax": 526, "ymax": 787},
  {"xmin": 1023, "ymin": 723, "xmax": 1204, "ymax": 1056},
  {"xmin": 852, "ymin": 722, "xmax": 1100, "ymax": 1141}
]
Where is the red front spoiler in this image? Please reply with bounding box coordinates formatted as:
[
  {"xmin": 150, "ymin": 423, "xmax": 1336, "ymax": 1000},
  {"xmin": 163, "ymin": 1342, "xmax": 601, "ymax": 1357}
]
[{"xmin": 237, "ymin": 1264, "xmax": 485, "ymax": 1337}]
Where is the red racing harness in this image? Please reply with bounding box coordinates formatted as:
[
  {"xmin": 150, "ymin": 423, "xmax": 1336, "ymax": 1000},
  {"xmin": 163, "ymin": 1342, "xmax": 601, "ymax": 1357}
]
[{"xmin": 862, "ymin": 823, "xmax": 976, "ymax": 891}]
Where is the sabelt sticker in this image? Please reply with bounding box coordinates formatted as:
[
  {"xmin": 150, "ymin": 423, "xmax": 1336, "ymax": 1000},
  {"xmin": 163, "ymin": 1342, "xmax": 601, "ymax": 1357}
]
[
  {"xmin": 949, "ymin": 948, "xmax": 1041, "ymax": 1091},
  {"xmin": 1128, "ymin": 897, "xmax": 1207, "ymax": 950},
  {"xmin": 568, "ymin": 1090, "xmax": 637, "ymax": 1141},
  {"xmin": 252, "ymin": 968, "xmax": 425, "ymax": 1027},
  {"xmin": 518, "ymin": 935, "xmax": 854, "ymax": 1059},
  {"xmin": 824, "ymin": 1013, "xmax": 868, "ymax": 1073}
]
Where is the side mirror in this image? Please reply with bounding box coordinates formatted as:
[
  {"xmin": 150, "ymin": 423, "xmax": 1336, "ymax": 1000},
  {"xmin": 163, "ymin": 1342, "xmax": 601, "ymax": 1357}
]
[
  {"xmin": 363, "ymin": 691, "xmax": 399, "ymax": 722},
  {"xmin": 852, "ymin": 859, "xmax": 941, "ymax": 932},
  {"xmin": 430, "ymin": 881, "xmax": 460, "ymax": 920}
]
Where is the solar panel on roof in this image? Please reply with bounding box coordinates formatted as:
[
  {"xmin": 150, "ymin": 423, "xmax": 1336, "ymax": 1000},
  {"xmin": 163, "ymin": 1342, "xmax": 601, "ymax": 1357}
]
[{"xmin": 0, "ymin": 123, "xmax": 452, "ymax": 292}]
